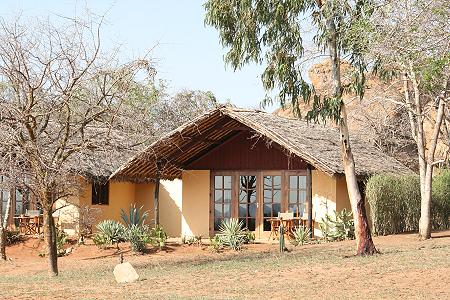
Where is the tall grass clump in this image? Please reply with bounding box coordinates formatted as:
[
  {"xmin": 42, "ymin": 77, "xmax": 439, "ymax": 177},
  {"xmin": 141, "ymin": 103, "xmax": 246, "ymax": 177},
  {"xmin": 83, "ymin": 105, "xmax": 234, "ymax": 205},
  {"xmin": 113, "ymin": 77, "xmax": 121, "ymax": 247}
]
[
  {"xmin": 366, "ymin": 171, "xmax": 450, "ymax": 235},
  {"xmin": 431, "ymin": 169, "xmax": 450, "ymax": 229}
]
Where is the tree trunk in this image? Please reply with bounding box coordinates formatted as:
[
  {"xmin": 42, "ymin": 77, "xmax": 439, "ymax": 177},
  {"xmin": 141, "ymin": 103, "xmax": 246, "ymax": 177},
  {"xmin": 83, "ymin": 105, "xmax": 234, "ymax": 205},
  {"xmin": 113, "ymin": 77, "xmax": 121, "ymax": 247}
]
[
  {"xmin": 0, "ymin": 191, "xmax": 12, "ymax": 260},
  {"xmin": 327, "ymin": 16, "xmax": 377, "ymax": 255},
  {"xmin": 43, "ymin": 207, "xmax": 58, "ymax": 276},
  {"xmin": 419, "ymin": 97, "xmax": 446, "ymax": 239},
  {"xmin": 0, "ymin": 226, "xmax": 6, "ymax": 260}
]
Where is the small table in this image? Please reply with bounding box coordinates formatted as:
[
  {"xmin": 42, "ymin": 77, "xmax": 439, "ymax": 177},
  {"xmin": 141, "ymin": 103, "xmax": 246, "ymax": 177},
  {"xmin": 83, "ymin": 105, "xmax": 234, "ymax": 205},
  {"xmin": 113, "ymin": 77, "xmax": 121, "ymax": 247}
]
[{"xmin": 14, "ymin": 215, "xmax": 43, "ymax": 235}]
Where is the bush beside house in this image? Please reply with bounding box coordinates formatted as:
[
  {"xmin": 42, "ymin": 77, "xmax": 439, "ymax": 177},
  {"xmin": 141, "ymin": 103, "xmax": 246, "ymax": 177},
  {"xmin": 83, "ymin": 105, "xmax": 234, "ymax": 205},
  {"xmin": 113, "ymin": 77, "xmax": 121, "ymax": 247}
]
[{"xmin": 366, "ymin": 170, "xmax": 450, "ymax": 235}]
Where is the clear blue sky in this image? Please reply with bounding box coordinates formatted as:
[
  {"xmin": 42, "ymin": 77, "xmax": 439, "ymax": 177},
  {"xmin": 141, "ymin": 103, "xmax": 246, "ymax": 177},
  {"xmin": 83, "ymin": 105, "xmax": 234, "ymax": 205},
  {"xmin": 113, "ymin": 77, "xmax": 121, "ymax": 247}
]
[{"xmin": 1, "ymin": 0, "xmax": 274, "ymax": 110}]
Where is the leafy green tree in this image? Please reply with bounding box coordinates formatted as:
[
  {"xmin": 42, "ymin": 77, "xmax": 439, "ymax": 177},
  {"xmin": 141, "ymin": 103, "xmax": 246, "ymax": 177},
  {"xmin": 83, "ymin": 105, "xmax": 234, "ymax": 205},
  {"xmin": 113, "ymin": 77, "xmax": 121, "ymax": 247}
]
[
  {"xmin": 205, "ymin": 0, "xmax": 378, "ymax": 254},
  {"xmin": 365, "ymin": 0, "xmax": 449, "ymax": 239}
]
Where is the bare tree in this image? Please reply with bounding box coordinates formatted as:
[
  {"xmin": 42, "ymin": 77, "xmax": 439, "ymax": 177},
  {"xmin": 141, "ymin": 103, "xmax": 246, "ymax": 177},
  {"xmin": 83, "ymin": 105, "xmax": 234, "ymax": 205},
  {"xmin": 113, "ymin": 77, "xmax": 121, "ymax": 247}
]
[
  {"xmin": 368, "ymin": 0, "xmax": 450, "ymax": 239},
  {"xmin": 0, "ymin": 15, "xmax": 156, "ymax": 275}
]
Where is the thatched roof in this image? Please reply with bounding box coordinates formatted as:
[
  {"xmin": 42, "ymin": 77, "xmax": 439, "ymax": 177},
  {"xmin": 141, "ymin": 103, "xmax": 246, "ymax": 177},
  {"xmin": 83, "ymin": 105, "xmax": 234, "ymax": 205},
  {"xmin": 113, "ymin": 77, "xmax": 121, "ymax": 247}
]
[{"xmin": 110, "ymin": 106, "xmax": 411, "ymax": 181}]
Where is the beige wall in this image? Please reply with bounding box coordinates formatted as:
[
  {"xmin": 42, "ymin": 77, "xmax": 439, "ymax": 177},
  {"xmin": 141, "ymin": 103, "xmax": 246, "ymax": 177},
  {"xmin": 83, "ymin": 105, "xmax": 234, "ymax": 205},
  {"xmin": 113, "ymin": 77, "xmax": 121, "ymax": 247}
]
[
  {"xmin": 181, "ymin": 170, "xmax": 210, "ymax": 237},
  {"xmin": 311, "ymin": 170, "xmax": 350, "ymax": 237},
  {"xmin": 335, "ymin": 176, "xmax": 351, "ymax": 212},
  {"xmin": 159, "ymin": 179, "xmax": 182, "ymax": 237},
  {"xmin": 58, "ymin": 179, "xmax": 183, "ymax": 236},
  {"xmin": 134, "ymin": 183, "xmax": 154, "ymax": 220},
  {"xmin": 312, "ymin": 170, "xmax": 336, "ymax": 222}
]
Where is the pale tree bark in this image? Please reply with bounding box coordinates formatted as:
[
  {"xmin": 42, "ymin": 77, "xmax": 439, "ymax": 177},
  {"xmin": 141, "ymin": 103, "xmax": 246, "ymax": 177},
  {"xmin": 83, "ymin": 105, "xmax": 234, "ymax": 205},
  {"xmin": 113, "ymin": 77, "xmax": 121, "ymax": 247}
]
[
  {"xmin": 403, "ymin": 63, "xmax": 448, "ymax": 240},
  {"xmin": 0, "ymin": 218, "xmax": 5, "ymax": 261},
  {"xmin": 419, "ymin": 96, "xmax": 446, "ymax": 239},
  {"xmin": 328, "ymin": 17, "xmax": 377, "ymax": 255},
  {"xmin": 410, "ymin": 65, "xmax": 427, "ymax": 200},
  {"xmin": 0, "ymin": 190, "xmax": 11, "ymax": 260}
]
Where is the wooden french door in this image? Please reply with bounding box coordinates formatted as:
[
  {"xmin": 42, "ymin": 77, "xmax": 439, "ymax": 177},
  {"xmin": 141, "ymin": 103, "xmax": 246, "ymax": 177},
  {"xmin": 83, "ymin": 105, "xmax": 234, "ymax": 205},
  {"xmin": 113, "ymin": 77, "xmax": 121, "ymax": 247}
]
[{"xmin": 210, "ymin": 170, "xmax": 308, "ymax": 238}]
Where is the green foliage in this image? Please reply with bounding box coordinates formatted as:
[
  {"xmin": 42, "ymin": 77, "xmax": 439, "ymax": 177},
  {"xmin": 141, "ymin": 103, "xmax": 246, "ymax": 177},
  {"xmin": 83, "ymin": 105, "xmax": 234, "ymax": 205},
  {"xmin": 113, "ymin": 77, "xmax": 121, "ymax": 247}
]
[
  {"xmin": 120, "ymin": 204, "xmax": 149, "ymax": 228},
  {"xmin": 204, "ymin": 0, "xmax": 374, "ymax": 122},
  {"xmin": 291, "ymin": 226, "xmax": 311, "ymax": 246},
  {"xmin": 5, "ymin": 230, "xmax": 22, "ymax": 245},
  {"xmin": 217, "ymin": 218, "xmax": 247, "ymax": 251},
  {"xmin": 366, "ymin": 172, "xmax": 450, "ymax": 235},
  {"xmin": 366, "ymin": 174, "xmax": 420, "ymax": 235},
  {"xmin": 208, "ymin": 235, "xmax": 223, "ymax": 253},
  {"xmin": 318, "ymin": 214, "xmax": 333, "ymax": 241},
  {"xmin": 93, "ymin": 220, "xmax": 126, "ymax": 249},
  {"xmin": 149, "ymin": 225, "xmax": 167, "ymax": 250},
  {"xmin": 56, "ymin": 228, "xmax": 68, "ymax": 256},
  {"xmin": 182, "ymin": 235, "xmax": 203, "ymax": 246},
  {"xmin": 431, "ymin": 170, "xmax": 450, "ymax": 230},
  {"xmin": 420, "ymin": 55, "xmax": 450, "ymax": 93},
  {"xmin": 319, "ymin": 209, "xmax": 355, "ymax": 241},
  {"xmin": 331, "ymin": 209, "xmax": 355, "ymax": 240},
  {"xmin": 56, "ymin": 228, "xmax": 68, "ymax": 251},
  {"xmin": 243, "ymin": 230, "xmax": 255, "ymax": 244},
  {"xmin": 126, "ymin": 225, "xmax": 151, "ymax": 253}
]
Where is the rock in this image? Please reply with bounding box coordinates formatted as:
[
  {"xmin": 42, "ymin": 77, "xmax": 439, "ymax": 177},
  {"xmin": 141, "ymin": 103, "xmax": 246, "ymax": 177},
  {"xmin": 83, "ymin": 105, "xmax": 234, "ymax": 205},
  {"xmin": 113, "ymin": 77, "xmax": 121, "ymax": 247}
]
[
  {"xmin": 65, "ymin": 247, "xmax": 72, "ymax": 255},
  {"xmin": 113, "ymin": 262, "xmax": 139, "ymax": 283}
]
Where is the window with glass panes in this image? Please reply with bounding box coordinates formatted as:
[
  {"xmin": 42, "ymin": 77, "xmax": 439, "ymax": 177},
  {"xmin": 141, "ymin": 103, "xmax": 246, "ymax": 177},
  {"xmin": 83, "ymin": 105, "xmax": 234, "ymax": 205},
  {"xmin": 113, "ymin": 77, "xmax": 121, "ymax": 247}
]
[
  {"xmin": 213, "ymin": 175, "xmax": 232, "ymax": 231},
  {"xmin": 15, "ymin": 189, "xmax": 29, "ymax": 216},
  {"xmin": 263, "ymin": 175, "xmax": 282, "ymax": 231},
  {"xmin": 238, "ymin": 175, "xmax": 257, "ymax": 231},
  {"xmin": 288, "ymin": 175, "xmax": 307, "ymax": 218}
]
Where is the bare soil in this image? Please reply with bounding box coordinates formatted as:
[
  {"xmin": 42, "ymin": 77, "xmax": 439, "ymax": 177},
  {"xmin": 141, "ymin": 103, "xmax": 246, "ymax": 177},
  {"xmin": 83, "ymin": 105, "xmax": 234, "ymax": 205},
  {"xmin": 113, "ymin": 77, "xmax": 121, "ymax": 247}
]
[{"xmin": 1, "ymin": 231, "xmax": 449, "ymax": 299}]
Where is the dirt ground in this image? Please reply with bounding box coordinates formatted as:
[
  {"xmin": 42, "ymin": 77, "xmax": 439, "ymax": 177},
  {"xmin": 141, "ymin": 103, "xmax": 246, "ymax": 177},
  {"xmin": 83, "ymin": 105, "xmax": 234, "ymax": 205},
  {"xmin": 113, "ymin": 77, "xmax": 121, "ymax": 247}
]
[{"xmin": 1, "ymin": 231, "xmax": 449, "ymax": 299}]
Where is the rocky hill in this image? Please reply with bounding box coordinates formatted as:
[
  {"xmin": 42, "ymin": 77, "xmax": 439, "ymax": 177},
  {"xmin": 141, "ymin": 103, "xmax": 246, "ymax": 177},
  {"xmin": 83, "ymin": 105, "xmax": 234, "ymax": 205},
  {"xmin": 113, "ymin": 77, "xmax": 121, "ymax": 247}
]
[{"xmin": 274, "ymin": 60, "xmax": 449, "ymax": 171}]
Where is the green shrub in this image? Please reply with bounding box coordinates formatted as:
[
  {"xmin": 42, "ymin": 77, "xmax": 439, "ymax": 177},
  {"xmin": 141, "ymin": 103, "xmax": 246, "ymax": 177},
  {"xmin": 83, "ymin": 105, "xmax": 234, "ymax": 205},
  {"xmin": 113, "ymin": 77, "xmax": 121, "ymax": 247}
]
[
  {"xmin": 209, "ymin": 235, "xmax": 223, "ymax": 252},
  {"xmin": 366, "ymin": 174, "xmax": 420, "ymax": 235},
  {"xmin": 120, "ymin": 204, "xmax": 149, "ymax": 228},
  {"xmin": 432, "ymin": 169, "xmax": 450, "ymax": 229},
  {"xmin": 149, "ymin": 225, "xmax": 167, "ymax": 250},
  {"xmin": 318, "ymin": 209, "xmax": 355, "ymax": 241},
  {"xmin": 127, "ymin": 225, "xmax": 151, "ymax": 253},
  {"xmin": 330, "ymin": 209, "xmax": 355, "ymax": 240},
  {"xmin": 93, "ymin": 220, "xmax": 126, "ymax": 249},
  {"xmin": 366, "ymin": 171, "xmax": 450, "ymax": 235},
  {"xmin": 217, "ymin": 218, "xmax": 246, "ymax": 251},
  {"xmin": 5, "ymin": 230, "xmax": 22, "ymax": 245},
  {"xmin": 56, "ymin": 228, "xmax": 67, "ymax": 252},
  {"xmin": 243, "ymin": 230, "xmax": 255, "ymax": 244},
  {"xmin": 291, "ymin": 226, "xmax": 311, "ymax": 246}
]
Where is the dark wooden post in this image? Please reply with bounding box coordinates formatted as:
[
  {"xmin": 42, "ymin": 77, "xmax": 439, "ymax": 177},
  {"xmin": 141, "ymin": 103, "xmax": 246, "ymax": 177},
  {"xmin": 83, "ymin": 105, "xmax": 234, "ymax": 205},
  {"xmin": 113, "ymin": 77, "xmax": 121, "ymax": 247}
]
[
  {"xmin": 306, "ymin": 165, "xmax": 313, "ymax": 238},
  {"xmin": 154, "ymin": 161, "xmax": 161, "ymax": 227}
]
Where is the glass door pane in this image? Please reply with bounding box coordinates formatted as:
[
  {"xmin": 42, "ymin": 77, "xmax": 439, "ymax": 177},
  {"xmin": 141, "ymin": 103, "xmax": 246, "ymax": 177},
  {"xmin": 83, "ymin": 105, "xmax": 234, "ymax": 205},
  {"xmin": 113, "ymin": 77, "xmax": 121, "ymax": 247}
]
[
  {"xmin": 213, "ymin": 175, "xmax": 232, "ymax": 231},
  {"xmin": 263, "ymin": 175, "xmax": 282, "ymax": 231},
  {"xmin": 288, "ymin": 175, "xmax": 307, "ymax": 218},
  {"xmin": 238, "ymin": 175, "xmax": 257, "ymax": 231}
]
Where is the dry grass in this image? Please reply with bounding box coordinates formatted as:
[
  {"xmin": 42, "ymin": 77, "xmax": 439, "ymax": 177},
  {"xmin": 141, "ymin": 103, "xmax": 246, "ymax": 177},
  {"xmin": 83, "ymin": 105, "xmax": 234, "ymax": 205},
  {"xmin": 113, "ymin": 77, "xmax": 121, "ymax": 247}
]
[{"xmin": 1, "ymin": 231, "xmax": 449, "ymax": 299}]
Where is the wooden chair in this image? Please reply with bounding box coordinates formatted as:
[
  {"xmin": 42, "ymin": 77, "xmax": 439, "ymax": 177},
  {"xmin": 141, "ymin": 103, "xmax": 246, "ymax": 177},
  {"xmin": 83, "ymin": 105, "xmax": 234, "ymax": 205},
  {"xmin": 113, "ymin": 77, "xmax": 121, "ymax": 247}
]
[
  {"xmin": 26, "ymin": 210, "xmax": 42, "ymax": 235},
  {"xmin": 278, "ymin": 212, "xmax": 295, "ymax": 239},
  {"xmin": 268, "ymin": 218, "xmax": 280, "ymax": 240},
  {"xmin": 17, "ymin": 216, "xmax": 29, "ymax": 234}
]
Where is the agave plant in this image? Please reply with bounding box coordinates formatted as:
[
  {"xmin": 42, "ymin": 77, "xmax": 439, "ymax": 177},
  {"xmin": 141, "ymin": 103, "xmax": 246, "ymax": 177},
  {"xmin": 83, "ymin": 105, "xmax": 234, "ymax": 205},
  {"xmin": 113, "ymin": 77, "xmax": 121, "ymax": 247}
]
[
  {"xmin": 291, "ymin": 226, "xmax": 311, "ymax": 246},
  {"xmin": 120, "ymin": 204, "xmax": 149, "ymax": 228},
  {"xmin": 217, "ymin": 218, "xmax": 246, "ymax": 251},
  {"xmin": 93, "ymin": 220, "xmax": 126, "ymax": 249}
]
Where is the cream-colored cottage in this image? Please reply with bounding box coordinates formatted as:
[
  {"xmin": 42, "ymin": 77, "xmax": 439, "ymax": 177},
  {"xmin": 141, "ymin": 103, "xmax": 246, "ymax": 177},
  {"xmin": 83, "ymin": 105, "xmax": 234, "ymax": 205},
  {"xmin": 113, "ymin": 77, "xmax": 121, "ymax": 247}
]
[{"xmin": 56, "ymin": 106, "xmax": 409, "ymax": 238}]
